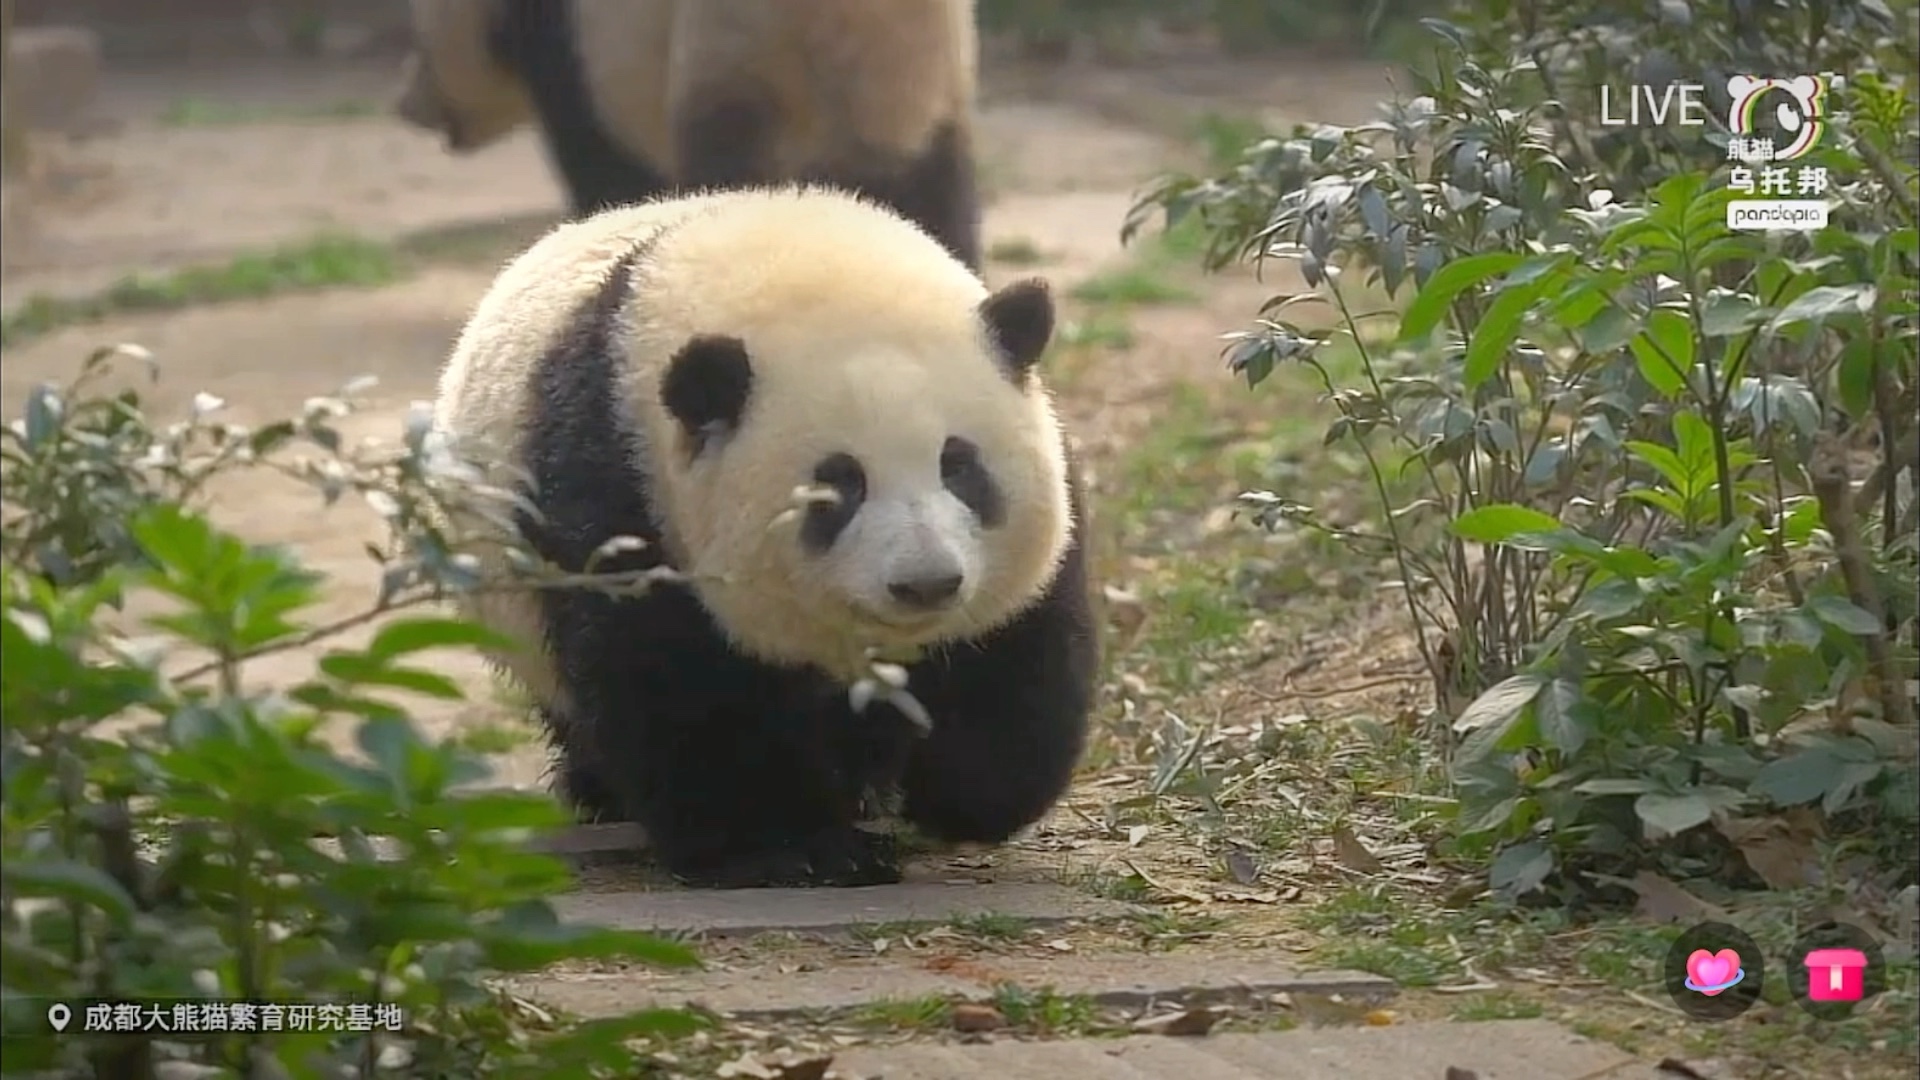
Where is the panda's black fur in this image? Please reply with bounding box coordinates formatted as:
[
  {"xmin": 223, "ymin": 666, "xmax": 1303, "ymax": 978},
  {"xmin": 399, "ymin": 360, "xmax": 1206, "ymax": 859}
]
[
  {"xmin": 505, "ymin": 237, "xmax": 1093, "ymax": 889},
  {"xmin": 480, "ymin": 0, "xmax": 983, "ymax": 271}
]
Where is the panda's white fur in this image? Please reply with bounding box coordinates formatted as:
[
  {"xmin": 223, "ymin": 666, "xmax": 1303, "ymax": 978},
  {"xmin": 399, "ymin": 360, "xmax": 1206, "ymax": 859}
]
[
  {"xmin": 435, "ymin": 185, "xmax": 1068, "ymax": 687},
  {"xmin": 396, "ymin": 0, "xmax": 980, "ymax": 265}
]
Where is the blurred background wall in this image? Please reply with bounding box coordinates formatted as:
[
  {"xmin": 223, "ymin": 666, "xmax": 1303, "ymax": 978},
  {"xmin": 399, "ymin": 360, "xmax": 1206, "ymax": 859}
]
[{"xmin": 9, "ymin": 0, "xmax": 1426, "ymax": 63}]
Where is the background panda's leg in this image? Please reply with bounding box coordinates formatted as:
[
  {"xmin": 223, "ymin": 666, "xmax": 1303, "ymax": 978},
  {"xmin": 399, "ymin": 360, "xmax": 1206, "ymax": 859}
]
[
  {"xmin": 861, "ymin": 123, "xmax": 983, "ymax": 275},
  {"xmin": 895, "ymin": 478, "xmax": 1098, "ymax": 843},
  {"xmin": 490, "ymin": 0, "xmax": 674, "ymax": 216},
  {"xmin": 517, "ymin": 254, "xmax": 900, "ymax": 888},
  {"xmin": 811, "ymin": 124, "xmax": 980, "ymax": 274}
]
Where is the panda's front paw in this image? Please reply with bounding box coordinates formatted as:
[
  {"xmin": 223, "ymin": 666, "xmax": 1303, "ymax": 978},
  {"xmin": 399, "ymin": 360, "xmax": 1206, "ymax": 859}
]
[{"xmin": 672, "ymin": 827, "xmax": 901, "ymax": 888}]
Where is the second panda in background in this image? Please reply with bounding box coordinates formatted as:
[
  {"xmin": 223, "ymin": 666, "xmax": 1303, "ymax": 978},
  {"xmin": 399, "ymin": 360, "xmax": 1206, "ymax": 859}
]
[{"xmin": 395, "ymin": 0, "xmax": 984, "ymax": 271}]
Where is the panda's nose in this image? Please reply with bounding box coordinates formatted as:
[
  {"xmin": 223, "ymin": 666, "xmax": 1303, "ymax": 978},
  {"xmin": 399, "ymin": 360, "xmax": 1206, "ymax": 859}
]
[{"xmin": 888, "ymin": 573, "xmax": 964, "ymax": 610}]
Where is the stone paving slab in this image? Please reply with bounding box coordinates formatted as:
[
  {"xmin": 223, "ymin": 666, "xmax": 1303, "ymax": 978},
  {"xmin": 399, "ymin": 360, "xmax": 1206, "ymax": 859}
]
[
  {"xmin": 506, "ymin": 950, "xmax": 1395, "ymax": 1020},
  {"xmin": 550, "ymin": 881, "xmax": 1139, "ymax": 938},
  {"xmin": 827, "ymin": 1020, "xmax": 1662, "ymax": 1080}
]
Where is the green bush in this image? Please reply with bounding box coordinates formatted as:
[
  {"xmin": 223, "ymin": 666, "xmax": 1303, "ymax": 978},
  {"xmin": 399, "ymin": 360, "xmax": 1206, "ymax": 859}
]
[
  {"xmin": 1129, "ymin": 0, "xmax": 1918, "ymax": 898},
  {"xmin": 1, "ymin": 349, "xmax": 706, "ymax": 1079}
]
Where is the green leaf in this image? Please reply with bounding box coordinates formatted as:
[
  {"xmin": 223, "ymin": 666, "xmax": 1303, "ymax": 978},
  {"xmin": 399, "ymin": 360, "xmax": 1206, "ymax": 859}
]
[
  {"xmin": 1634, "ymin": 792, "xmax": 1712, "ymax": 839},
  {"xmin": 1835, "ymin": 339, "xmax": 1878, "ymax": 418},
  {"xmin": 1823, "ymin": 761, "xmax": 1885, "ymax": 815},
  {"xmin": 1624, "ymin": 440, "xmax": 1691, "ymax": 492},
  {"xmin": 1622, "ymin": 487, "xmax": 1690, "ymax": 521},
  {"xmin": 1671, "ymin": 411, "xmax": 1717, "ymax": 479},
  {"xmin": 1573, "ymin": 777, "xmax": 1664, "ymax": 796},
  {"xmin": 1, "ymin": 858, "xmax": 139, "ymax": 925},
  {"xmin": 320, "ymin": 653, "xmax": 467, "ymax": 700},
  {"xmin": 366, "ymin": 616, "xmax": 514, "ymax": 662},
  {"xmin": 1767, "ymin": 283, "xmax": 1877, "ymax": 332},
  {"xmin": 1807, "ymin": 594, "xmax": 1883, "ymax": 635},
  {"xmin": 1629, "ymin": 308, "xmax": 1694, "ymax": 398},
  {"xmin": 357, "ymin": 714, "xmax": 426, "ymax": 782},
  {"xmin": 1572, "ymin": 578, "xmax": 1646, "ymax": 620},
  {"xmin": 1574, "ymin": 305, "xmax": 1637, "ymax": 355},
  {"xmin": 1698, "ymin": 291, "xmax": 1762, "ymax": 338},
  {"xmin": 1463, "ymin": 271, "xmax": 1558, "ymax": 391},
  {"xmin": 1451, "ymin": 504, "xmax": 1563, "ymax": 544},
  {"xmin": 1752, "ymin": 747, "xmax": 1845, "ymax": 806},
  {"xmin": 129, "ymin": 504, "xmax": 216, "ymax": 577},
  {"xmin": 1488, "ymin": 840, "xmax": 1553, "ymax": 896},
  {"xmin": 1452, "ymin": 673, "xmax": 1547, "ymax": 734},
  {"xmin": 1534, "ymin": 679, "xmax": 1590, "ymax": 754},
  {"xmin": 1396, "ymin": 251, "xmax": 1528, "ymax": 344}
]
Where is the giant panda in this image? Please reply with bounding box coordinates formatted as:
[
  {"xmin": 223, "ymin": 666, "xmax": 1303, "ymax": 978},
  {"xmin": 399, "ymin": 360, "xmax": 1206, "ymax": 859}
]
[
  {"xmin": 395, "ymin": 0, "xmax": 983, "ymax": 271},
  {"xmin": 431, "ymin": 185, "xmax": 1095, "ymax": 888}
]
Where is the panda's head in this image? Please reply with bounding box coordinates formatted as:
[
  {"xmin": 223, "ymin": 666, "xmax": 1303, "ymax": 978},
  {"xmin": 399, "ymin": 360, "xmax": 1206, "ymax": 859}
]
[
  {"xmin": 638, "ymin": 198, "xmax": 1071, "ymax": 677},
  {"xmin": 395, "ymin": 0, "xmax": 532, "ymax": 152}
]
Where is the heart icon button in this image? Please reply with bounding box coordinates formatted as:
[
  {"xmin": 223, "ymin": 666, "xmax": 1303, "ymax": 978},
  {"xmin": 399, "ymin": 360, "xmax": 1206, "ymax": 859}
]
[{"xmin": 1685, "ymin": 948, "xmax": 1743, "ymax": 995}]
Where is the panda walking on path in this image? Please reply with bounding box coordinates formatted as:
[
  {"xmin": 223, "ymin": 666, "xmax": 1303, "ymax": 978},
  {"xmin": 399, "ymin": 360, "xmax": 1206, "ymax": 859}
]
[
  {"xmin": 432, "ymin": 186, "xmax": 1098, "ymax": 888},
  {"xmin": 396, "ymin": 0, "xmax": 985, "ymax": 271}
]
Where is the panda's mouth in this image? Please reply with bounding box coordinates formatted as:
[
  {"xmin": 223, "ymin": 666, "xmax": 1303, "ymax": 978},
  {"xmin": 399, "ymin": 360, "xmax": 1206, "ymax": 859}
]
[
  {"xmin": 852, "ymin": 604, "xmax": 951, "ymax": 636},
  {"xmin": 864, "ymin": 609, "xmax": 944, "ymax": 631}
]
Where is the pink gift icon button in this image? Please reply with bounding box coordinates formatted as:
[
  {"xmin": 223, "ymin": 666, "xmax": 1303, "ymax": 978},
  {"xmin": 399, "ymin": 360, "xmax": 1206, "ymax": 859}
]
[{"xmin": 1802, "ymin": 947, "xmax": 1868, "ymax": 1002}]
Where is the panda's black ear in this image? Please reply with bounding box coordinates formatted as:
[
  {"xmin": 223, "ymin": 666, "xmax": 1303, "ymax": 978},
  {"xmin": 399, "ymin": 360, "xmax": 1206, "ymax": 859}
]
[
  {"xmin": 980, "ymin": 278, "xmax": 1054, "ymax": 379},
  {"xmin": 662, "ymin": 335, "xmax": 753, "ymax": 452}
]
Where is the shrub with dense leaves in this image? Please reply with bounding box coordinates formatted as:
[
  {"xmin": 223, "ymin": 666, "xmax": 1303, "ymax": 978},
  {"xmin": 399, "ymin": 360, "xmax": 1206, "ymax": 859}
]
[
  {"xmin": 1129, "ymin": 0, "xmax": 1917, "ymax": 899},
  {"xmin": 1, "ymin": 349, "xmax": 706, "ymax": 1079}
]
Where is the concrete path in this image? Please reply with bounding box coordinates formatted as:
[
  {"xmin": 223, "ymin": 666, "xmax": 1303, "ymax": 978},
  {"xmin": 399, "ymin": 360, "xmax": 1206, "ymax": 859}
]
[{"xmin": 830, "ymin": 1020, "xmax": 1670, "ymax": 1079}]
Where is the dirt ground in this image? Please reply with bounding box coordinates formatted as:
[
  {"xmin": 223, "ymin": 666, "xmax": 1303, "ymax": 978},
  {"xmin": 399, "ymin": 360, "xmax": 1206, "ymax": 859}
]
[{"xmin": 0, "ymin": 50, "xmax": 1397, "ymax": 781}]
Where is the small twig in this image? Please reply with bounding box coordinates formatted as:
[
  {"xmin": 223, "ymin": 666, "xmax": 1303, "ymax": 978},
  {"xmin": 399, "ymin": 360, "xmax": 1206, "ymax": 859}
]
[
  {"xmin": 1244, "ymin": 673, "xmax": 1430, "ymax": 702},
  {"xmin": 168, "ymin": 565, "xmax": 686, "ymax": 685},
  {"xmin": 172, "ymin": 593, "xmax": 439, "ymax": 684},
  {"xmin": 1810, "ymin": 433, "xmax": 1916, "ymax": 729}
]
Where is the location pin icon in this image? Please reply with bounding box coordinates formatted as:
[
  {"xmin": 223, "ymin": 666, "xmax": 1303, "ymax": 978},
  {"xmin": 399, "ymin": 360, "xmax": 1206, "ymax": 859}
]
[{"xmin": 47, "ymin": 1003, "xmax": 70, "ymax": 1032}]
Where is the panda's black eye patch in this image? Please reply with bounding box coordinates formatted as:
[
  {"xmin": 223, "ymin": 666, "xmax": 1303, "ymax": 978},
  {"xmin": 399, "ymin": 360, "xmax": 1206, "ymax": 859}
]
[
  {"xmin": 941, "ymin": 437, "xmax": 1005, "ymax": 528},
  {"xmin": 801, "ymin": 452, "xmax": 866, "ymax": 553}
]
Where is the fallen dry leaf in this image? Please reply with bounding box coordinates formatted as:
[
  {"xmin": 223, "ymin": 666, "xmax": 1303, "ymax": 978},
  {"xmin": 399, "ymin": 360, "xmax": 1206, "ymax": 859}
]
[
  {"xmin": 1331, "ymin": 825, "xmax": 1385, "ymax": 874},
  {"xmin": 1629, "ymin": 870, "xmax": 1727, "ymax": 924},
  {"xmin": 716, "ymin": 1051, "xmax": 835, "ymax": 1080},
  {"xmin": 769, "ymin": 1056, "xmax": 834, "ymax": 1080},
  {"xmin": 1655, "ymin": 1056, "xmax": 1737, "ymax": 1078},
  {"xmin": 1103, "ymin": 585, "xmax": 1149, "ymax": 651},
  {"xmin": 716, "ymin": 1054, "xmax": 777, "ymax": 1080},
  {"xmin": 1224, "ymin": 847, "xmax": 1261, "ymax": 884},
  {"xmin": 950, "ymin": 1003, "xmax": 1006, "ymax": 1033},
  {"xmin": 1130, "ymin": 1006, "xmax": 1228, "ymax": 1036},
  {"xmin": 1713, "ymin": 812, "xmax": 1824, "ymax": 890}
]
